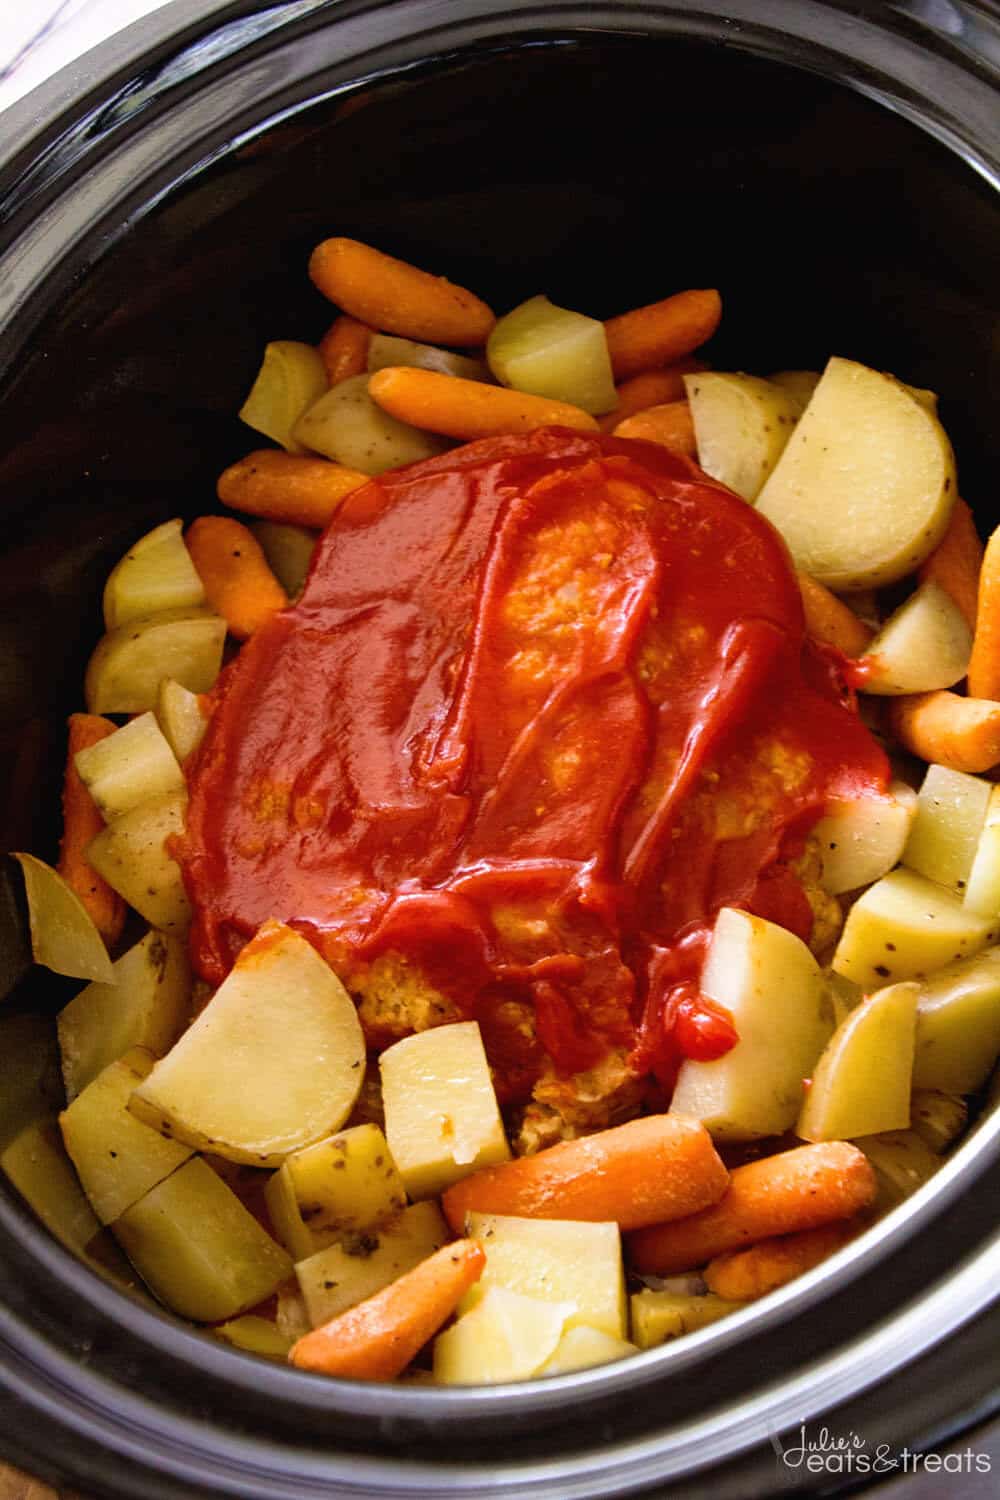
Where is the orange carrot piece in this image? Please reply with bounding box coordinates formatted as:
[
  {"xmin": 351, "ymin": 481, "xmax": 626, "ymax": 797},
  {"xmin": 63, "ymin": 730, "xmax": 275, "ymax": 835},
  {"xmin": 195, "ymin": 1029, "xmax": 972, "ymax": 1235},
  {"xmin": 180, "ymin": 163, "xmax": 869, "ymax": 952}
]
[
  {"xmin": 967, "ymin": 523, "xmax": 1000, "ymax": 700},
  {"xmin": 186, "ymin": 516, "xmax": 288, "ymax": 640},
  {"xmin": 627, "ymin": 1141, "xmax": 876, "ymax": 1275},
  {"xmin": 57, "ymin": 714, "xmax": 126, "ymax": 946},
  {"xmin": 703, "ymin": 1221, "xmax": 859, "ymax": 1302},
  {"xmin": 797, "ymin": 572, "xmax": 873, "ymax": 656},
  {"xmin": 289, "ymin": 1239, "xmax": 485, "ymax": 1381},
  {"xmin": 318, "ymin": 314, "xmax": 372, "ymax": 385},
  {"xmin": 441, "ymin": 1114, "xmax": 728, "ymax": 1235},
  {"xmin": 217, "ymin": 450, "xmax": 369, "ymax": 529},
  {"xmin": 888, "ymin": 690, "xmax": 1000, "ymax": 773},
  {"xmin": 368, "ymin": 366, "xmax": 599, "ymax": 441},
  {"xmin": 918, "ymin": 497, "xmax": 982, "ymax": 631},
  {"xmin": 604, "ymin": 289, "xmax": 722, "ymax": 381},
  {"xmin": 597, "ymin": 361, "xmax": 706, "ymax": 433},
  {"xmin": 612, "ymin": 400, "xmax": 697, "ymax": 457},
  {"xmin": 309, "ymin": 238, "xmax": 495, "ymax": 348}
]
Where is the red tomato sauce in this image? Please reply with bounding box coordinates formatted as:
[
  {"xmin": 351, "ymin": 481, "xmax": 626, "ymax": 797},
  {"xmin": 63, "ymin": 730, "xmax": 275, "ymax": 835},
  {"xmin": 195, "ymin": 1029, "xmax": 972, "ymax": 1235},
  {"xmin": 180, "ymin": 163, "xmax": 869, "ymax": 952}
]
[{"xmin": 179, "ymin": 429, "xmax": 889, "ymax": 1098}]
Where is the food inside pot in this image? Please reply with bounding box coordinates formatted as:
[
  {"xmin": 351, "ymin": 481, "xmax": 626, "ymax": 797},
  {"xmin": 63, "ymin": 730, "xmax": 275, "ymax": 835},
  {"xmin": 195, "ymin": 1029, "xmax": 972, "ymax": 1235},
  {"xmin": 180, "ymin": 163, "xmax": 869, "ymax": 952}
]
[{"xmin": 4, "ymin": 236, "xmax": 1000, "ymax": 1385}]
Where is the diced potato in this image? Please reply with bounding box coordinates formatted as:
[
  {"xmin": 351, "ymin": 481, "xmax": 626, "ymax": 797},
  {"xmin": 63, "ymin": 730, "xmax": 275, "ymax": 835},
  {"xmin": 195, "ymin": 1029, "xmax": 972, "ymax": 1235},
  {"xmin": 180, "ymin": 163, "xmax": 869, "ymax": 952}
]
[
  {"xmin": 155, "ymin": 678, "xmax": 208, "ymax": 766},
  {"xmin": 12, "ymin": 852, "xmax": 114, "ymax": 983},
  {"xmin": 86, "ymin": 791, "xmax": 191, "ymax": 933},
  {"xmin": 367, "ymin": 334, "xmax": 488, "ymax": 383},
  {"xmin": 433, "ymin": 1286, "xmax": 573, "ymax": 1385},
  {"xmin": 249, "ymin": 521, "xmax": 318, "ymax": 599},
  {"xmin": 380, "ymin": 1021, "xmax": 510, "ymax": 1198},
  {"xmin": 963, "ymin": 785, "xmax": 1000, "ymax": 919},
  {"xmin": 130, "ymin": 923, "xmax": 365, "ymax": 1166},
  {"xmin": 902, "ymin": 763, "xmax": 992, "ymax": 893},
  {"xmin": 630, "ymin": 1290, "xmax": 741, "ymax": 1349},
  {"xmin": 796, "ymin": 982, "xmax": 917, "ymax": 1141},
  {"xmin": 263, "ymin": 1166, "xmax": 322, "ymax": 1262},
  {"xmin": 74, "ymin": 712, "xmax": 184, "ymax": 821},
  {"xmin": 295, "ymin": 1200, "xmax": 448, "ymax": 1327},
  {"xmin": 239, "ymin": 340, "xmax": 328, "ymax": 454},
  {"xmin": 683, "ymin": 371, "xmax": 798, "ymax": 501},
  {"xmin": 102, "ymin": 518, "xmax": 205, "ymax": 629},
  {"xmin": 59, "ymin": 1048, "xmax": 193, "ymax": 1223},
  {"xmin": 461, "ymin": 1212, "xmax": 626, "ymax": 1338},
  {"xmin": 537, "ymin": 1325, "xmax": 638, "ymax": 1375},
  {"xmin": 58, "ymin": 931, "xmax": 189, "ymax": 1102},
  {"xmin": 768, "ymin": 369, "xmax": 820, "ymax": 419},
  {"xmin": 755, "ymin": 357, "xmax": 957, "ymax": 590},
  {"xmin": 852, "ymin": 1129, "xmax": 940, "ymax": 1209},
  {"xmin": 112, "ymin": 1156, "xmax": 291, "ymax": 1322},
  {"xmin": 281, "ymin": 1123, "xmax": 406, "ymax": 1239},
  {"xmin": 293, "ymin": 374, "xmax": 449, "ymax": 475},
  {"xmin": 911, "ymin": 946, "xmax": 1000, "ymax": 1092},
  {"xmin": 213, "ymin": 1315, "xmax": 294, "ymax": 1358},
  {"xmin": 831, "ymin": 868, "xmax": 997, "ymax": 989},
  {"xmin": 0, "ymin": 1013, "xmax": 63, "ymax": 1152},
  {"xmin": 670, "ymin": 908, "xmax": 833, "ymax": 1140},
  {"xmin": 859, "ymin": 583, "xmax": 971, "ymax": 695},
  {"xmin": 486, "ymin": 296, "xmax": 616, "ymax": 415},
  {"xmin": 1, "ymin": 1116, "xmax": 101, "ymax": 1253},
  {"xmin": 824, "ymin": 971, "xmax": 865, "ymax": 1028},
  {"xmin": 813, "ymin": 780, "xmax": 917, "ymax": 895},
  {"xmin": 85, "ymin": 607, "xmax": 226, "ymax": 715},
  {"xmin": 910, "ymin": 1089, "xmax": 968, "ymax": 1152}
]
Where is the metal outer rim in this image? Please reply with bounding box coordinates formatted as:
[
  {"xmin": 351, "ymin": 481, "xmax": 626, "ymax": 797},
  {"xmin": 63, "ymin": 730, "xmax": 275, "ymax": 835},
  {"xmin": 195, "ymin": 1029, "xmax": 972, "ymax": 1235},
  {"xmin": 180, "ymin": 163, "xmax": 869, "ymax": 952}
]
[{"xmin": 0, "ymin": 1, "xmax": 999, "ymax": 1494}]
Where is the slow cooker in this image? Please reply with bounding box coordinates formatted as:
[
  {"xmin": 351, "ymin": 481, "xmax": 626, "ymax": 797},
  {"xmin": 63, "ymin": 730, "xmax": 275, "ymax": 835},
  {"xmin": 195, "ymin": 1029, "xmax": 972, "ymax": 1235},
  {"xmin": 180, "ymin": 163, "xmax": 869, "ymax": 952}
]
[{"xmin": 0, "ymin": 2, "xmax": 998, "ymax": 1495}]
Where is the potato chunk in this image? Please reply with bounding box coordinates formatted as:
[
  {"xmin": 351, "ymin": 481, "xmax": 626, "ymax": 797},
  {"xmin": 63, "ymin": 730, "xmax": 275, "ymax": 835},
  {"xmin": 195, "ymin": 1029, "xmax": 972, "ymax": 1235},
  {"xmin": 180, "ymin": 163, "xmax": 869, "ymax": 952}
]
[
  {"xmin": 249, "ymin": 522, "xmax": 318, "ymax": 599},
  {"xmin": 630, "ymin": 1290, "xmax": 741, "ymax": 1349},
  {"xmin": 684, "ymin": 371, "xmax": 798, "ymax": 501},
  {"xmin": 965, "ymin": 784, "xmax": 1000, "ymax": 919},
  {"xmin": 380, "ymin": 1021, "xmax": 510, "ymax": 1198},
  {"xmin": 859, "ymin": 582, "xmax": 971, "ymax": 695},
  {"xmin": 155, "ymin": 678, "xmax": 208, "ymax": 765},
  {"xmin": 74, "ymin": 711, "xmax": 184, "ymax": 822},
  {"xmin": 102, "ymin": 518, "xmax": 205, "ymax": 629},
  {"xmin": 902, "ymin": 763, "xmax": 991, "ymax": 893},
  {"xmin": 538, "ymin": 1325, "xmax": 638, "ymax": 1375},
  {"xmin": 910, "ymin": 1089, "xmax": 967, "ymax": 1152},
  {"xmin": 295, "ymin": 1200, "xmax": 448, "ymax": 1327},
  {"xmin": 911, "ymin": 946, "xmax": 1000, "ymax": 1092},
  {"xmin": 130, "ymin": 922, "xmax": 364, "ymax": 1166},
  {"xmin": 670, "ymin": 908, "xmax": 833, "ymax": 1140},
  {"xmin": 239, "ymin": 340, "xmax": 328, "ymax": 454},
  {"xmin": 487, "ymin": 296, "xmax": 616, "ymax": 415},
  {"xmin": 813, "ymin": 781, "xmax": 917, "ymax": 896},
  {"xmin": 796, "ymin": 982, "xmax": 917, "ymax": 1141},
  {"xmin": 12, "ymin": 852, "xmax": 114, "ymax": 983},
  {"xmin": 1, "ymin": 1117, "xmax": 101, "ymax": 1253},
  {"xmin": 86, "ymin": 791, "xmax": 191, "ymax": 933},
  {"xmin": 293, "ymin": 374, "xmax": 448, "ymax": 474},
  {"xmin": 112, "ymin": 1156, "xmax": 291, "ymax": 1321},
  {"xmin": 280, "ymin": 1123, "xmax": 406, "ymax": 1238},
  {"xmin": 367, "ymin": 333, "xmax": 487, "ymax": 382},
  {"xmin": 433, "ymin": 1286, "xmax": 573, "ymax": 1385},
  {"xmin": 852, "ymin": 1129, "xmax": 940, "ymax": 1209},
  {"xmin": 85, "ymin": 607, "xmax": 226, "ymax": 715},
  {"xmin": 832, "ymin": 868, "xmax": 997, "ymax": 989}
]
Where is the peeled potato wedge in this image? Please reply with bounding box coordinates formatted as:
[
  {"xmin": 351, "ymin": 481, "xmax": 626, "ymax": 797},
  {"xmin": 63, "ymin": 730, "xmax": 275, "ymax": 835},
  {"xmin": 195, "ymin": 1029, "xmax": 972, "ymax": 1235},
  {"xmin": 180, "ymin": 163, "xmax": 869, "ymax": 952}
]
[
  {"xmin": 683, "ymin": 371, "xmax": 799, "ymax": 501},
  {"xmin": 12, "ymin": 852, "xmax": 114, "ymax": 983},
  {"xmin": 155, "ymin": 678, "xmax": 208, "ymax": 766},
  {"xmin": 832, "ymin": 867, "xmax": 998, "ymax": 989},
  {"xmin": 487, "ymin": 295, "xmax": 616, "ymax": 415},
  {"xmin": 102, "ymin": 518, "xmax": 205, "ymax": 629},
  {"xmin": 768, "ymin": 369, "xmax": 820, "ymax": 419},
  {"xmin": 796, "ymin": 981, "xmax": 918, "ymax": 1141},
  {"xmin": 367, "ymin": 333, "xmax": 488, "ymax": 383},
  {"xmin": 129, "ymin": 921, "xmax": 365, "ymax": 1166},
  {"xmin": 911, "ymin": 945, "xmax": 1000, "ymax": 1093},
  {"xmin": 813, "ymin": 780, "xmax": 917, "ymax": 895},
  {"xmin": 902, "ymin": 762, "xmax": 992, "ymax": 893},
  {"xmin": 74, "ymin": 711, "xmax": 184, "ymax": 822},
  {"xmin": 85, "ymin": 607, "xmax": 226, "ymax": 715},
  {"xmin": 239, "ymin": 340, "xmax": 328, "ymax": 454},
  {"xmin": 1, "ymin": 1116, "xmax": 101, "ymax": 1254},
  {"xmin": 86, "ymin": 791, "xmax": 191, "ymax": 933},
  {"xmin": 293, "ymin": 373, "xmax": 448, "ymax": 474},
  {"xmin": 249, "ymin": 521, "xmax": 318, "ymax": 599},
  {"xmin": 755, "ymin": 357, "xmax": 957, "ymax": 589},
  {"xmin": 963, "ymin": 785, "xmax": 1000, "ymax": 919},
  {"xmin": 538, "ymin": 1325, "xmax": 638, "ymax": 1375},
  {"xmin": 859, "ymin": 582, "xmax": 972, "ymax": 695},
  {"xmin": 433, "ymin": 1286, "xmax": 573, "ymax": 1385}
]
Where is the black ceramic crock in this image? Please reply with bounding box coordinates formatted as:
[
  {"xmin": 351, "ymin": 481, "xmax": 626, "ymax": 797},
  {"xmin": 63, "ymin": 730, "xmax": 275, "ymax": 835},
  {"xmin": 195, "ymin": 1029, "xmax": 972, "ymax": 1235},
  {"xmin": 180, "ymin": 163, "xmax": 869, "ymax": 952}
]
[{"xmin": 0, "ymin": 3, "xmax": 999, "ymax": 1496}]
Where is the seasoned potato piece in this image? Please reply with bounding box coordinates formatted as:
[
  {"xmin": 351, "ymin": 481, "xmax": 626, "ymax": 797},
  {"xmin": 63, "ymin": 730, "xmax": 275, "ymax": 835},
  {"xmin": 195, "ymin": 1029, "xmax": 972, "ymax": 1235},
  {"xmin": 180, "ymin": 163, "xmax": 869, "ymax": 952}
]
[
  {"xmin": 487, "ymin": 296, "xmax": 616, "ymax": 415},
  {"xmin": 910, "ymin": 1089, "xmax": 968, "ymax": 1152},
  {"xmin": 813, "ymin": 781, "xmax": 917, "ymax": 895},
  {"xmin": 213, "ymin": 1316, "xmax": 293, "ymax": 1358},
  {"xmin": 263, "ymin": 1167, "xmax": 322, "ymax": 1262},
  {"xmin": 74, "ymin": 712, "xmax": 184, "ymax": 821},
  {"xmin": 852, "ymin": 1129, "xmax": 940, "ymax": 1209},
  {"xmin": 295, "ymin": 1200, "xmax": 448, "ymax": 1328},
  {"xmin": 249, "ymin": 522, "xmax": 318, "ymax": 599},
  {"xmin": 963, "ymin": 785, "xmax": 1000, "ymax": 919},
  {"xmin": 832, "ymin": 868, "xmax": 997, "ymax": 989},
  {"xmin": 0, "ymin": 1013, "xmax": 63, "ymax": 1152},
  {"xmin": 538, "ymin": 1325, "xmax": 638, "ymax": 1375},
  {"xmin": 112, "ymin": 1156, "xmax": 291, "ymax": 1321},
  {"xmin": 155, "ymin": 678, "xmax": 208, "ymax": 765},
  {"xmin": 12, "ymin": 852, "xmax": 114, "ymax": 983},
  {"xmin": 130, "ymin": 922, "xmax": 365, "ymax": 1166},
  {"xmin": 684, "ymin": 371, "xmax": 798, "ymax": 501},
  {"xmin": 293, "ymin": 374, "xmax": 448, "ymax": 475},
  {"xmin": 1, "ymin": 1117, "xmax": 101, "ymax": 1253},
  {"xmin": 239, "ymin": 340, "xmax": 328, "ymax": 454},
  {"xmin": 902, "ymin": 763, "xmax": 992, "ymax": 893},
  {"xmin": 102, "ymin": 518, "xmax": 205, "ymax": 629},
  {"xmin": 58, "ymin": 930, "xmax": 190, "ymax": 1101},
  {"xmin": 380, "ymin": 1021, "xmax": 510, "ymax": 1198},
  {"xmin": 433, "ymin": 1286, "xmax": 573, "ymax": 1385},
  {"xmin": 911, "ymin": 946, "xmax": 1000, "ymax": 1092},
  {"xmin": 367, "ymin": 333, "xmax": 487, "ymax": 382},
  {"xmin": 85, "ymin": 607, "xmax": 226, "ymax": 715},
  {"xmin": 671, "ymin": 909, "xmax": 833, "ymax": 1139},
  {"xmin": 768, "ymin": 369, "xmax": 820, "ymax": 418},
  {"xmin": 859, "ymin": 583, "xmax": 971, "ymax": 695},
  {"xmin": 86, "ymin": 791, "xmax": 191, "ymax": 933},
  {"xmin": 796, "ymin": 982, "xmax": 917, "ymax": 1141},
  {"xmin": 60, "ymin": 1048, "xmax": 193, "ymax": 1223},
  {"xmin": 280, "ymin": 1123, "xmax": 406, "ymax": 1239},
  {"xmin": 755, "ymin": 357, "xmax": 957, "ymax": 590},
  {"xmin": 630, "ymin": 1290, "xmax": 741, "ymax": 1349}
]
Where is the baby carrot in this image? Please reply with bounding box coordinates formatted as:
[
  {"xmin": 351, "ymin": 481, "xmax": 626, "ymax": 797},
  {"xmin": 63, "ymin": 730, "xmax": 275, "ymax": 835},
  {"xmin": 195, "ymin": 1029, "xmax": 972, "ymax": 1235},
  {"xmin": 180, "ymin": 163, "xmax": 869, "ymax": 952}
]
[
  {"xmin": 597, "ymin": 361, "xmax": 706, "ymax": 433},
  {"xmin": 289, "ymin": 1239, "xmax": 485, "ymax": 1381},
  {"xmin": 368, "ymin": 366, "xmax": 599, "ymax": 440},
  {"xmin": 441, "ymin": 1114, "xmax": 728, "ymax": 1235},
  {"xmin": 309, "ymin": 238, "xmax": 495, "ymax": 348},
  {"xmin": 967, "ymin": 523, "xmax": 1000, "ymax": 700},
  {"xmin": 217, "ymin": 450, "xmax": 369, "ymax": 529},
  {"xmin": 604, "ymin": 289, "xmax": 722, "ymax": 382},
  {"xmin": 57, "ymin": 714, "xmax": 125, "ymax": 946},
  {"xmin": 186, "ymin": 516, "xmax": 288, "ymax": 640},
  {"xmin": 797, "ymin": 572, "xmax": 873, "ymax": 656},
  {"xmin": 612, "ymin": 400, "xmax": 698, "ymax": 457},
  {"xmin": 318, "ymin": 314, "xmax": 372, "ymax": 385},
  {"xmin": 918, "ymin": 497, "xmax": 982, "ymax": 631},
  {"xmin": 888, "ymin": 690, "xmax": 1000, "ymax": 773},
  {"xmin": 703, "ymin": 1222, "xmax": 859, "ymax": 1302},
  {"xmin": 627, "ymin": 1141, "xmax": 876, "ymax": 1275}
]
